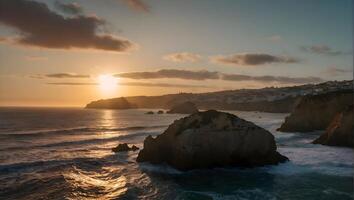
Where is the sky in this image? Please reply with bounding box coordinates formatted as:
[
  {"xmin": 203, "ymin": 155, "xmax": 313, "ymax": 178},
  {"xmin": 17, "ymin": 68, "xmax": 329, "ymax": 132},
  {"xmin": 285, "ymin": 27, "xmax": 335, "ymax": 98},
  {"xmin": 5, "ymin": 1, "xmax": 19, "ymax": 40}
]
[{"xmin": 0, "ymin": 0, "xmax": 352, "ymax": 106}]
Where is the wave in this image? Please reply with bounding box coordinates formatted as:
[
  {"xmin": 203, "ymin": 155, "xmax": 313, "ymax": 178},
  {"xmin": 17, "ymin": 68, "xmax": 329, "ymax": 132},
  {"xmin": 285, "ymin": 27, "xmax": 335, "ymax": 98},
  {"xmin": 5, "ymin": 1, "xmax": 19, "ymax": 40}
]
[
  {"xmin": 0, "ymin": 157, "xmax": 103, "ymax": 174},
  {"xmin": 0, "ymin": 125, "xmax": 167, "ymax": 137},
  {"xmin": 0, "ymin": 131, "xmax": 160, "ymax": 152},
  {"xmin": 183, "ymin": 188, "xmax": 276, "ymax": 200},
  {"xmin": 64, "ymin": 165, "xmax": 128, "ymax": 199}
]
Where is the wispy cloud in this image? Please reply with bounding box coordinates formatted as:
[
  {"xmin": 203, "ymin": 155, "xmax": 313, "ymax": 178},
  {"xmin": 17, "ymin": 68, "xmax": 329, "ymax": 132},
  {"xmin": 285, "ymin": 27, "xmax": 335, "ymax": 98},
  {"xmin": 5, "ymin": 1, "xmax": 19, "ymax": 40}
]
[
  {"xmin": 54, "ymin": 1, "xmax": 83, "ymax": 15},
  {"xmin": 116, "ymin": 69, "xmax": 323, "ymax": 84},
  {"xmin": 120, "ymin": 0, "xmax": 149, "ymax": 13},
  {"xmin": 24, "ymin": 56, "xmax": 48, "ymax": 61},
  {"xmin": 164, "ymin": 52, "xmax": 202, "ymax": 63},
  {"xmin": 300, "ymin": 45, "xmax": 348, "ymax": 56},
  {"xmin": 31, "ymin": 73, "xmax": 90, "ymax": 79},
  {"xmin": 0, "ymin": 37, "xmax": 7, "ymax": 43},
  {"xmin": 266, "ymin": 35, "xmax": 282, "ymax": 42},
  {"xmin": 211, "ymin": 53, "xmax": 299, "ymax": 66},
  {"xmin": 323, "ymin": 66, "xmax": 353, "ymax": 76},
  {"xmin": 0, "ymin": 0, "xmax": 135, "ymax": 52},
  {"xmin": 222, "ymin": 74, "xmax": 322, "ymax": 84},
  {"xmin": 116, "ymin": 69, "xmax": 219, "ymax": 80}
]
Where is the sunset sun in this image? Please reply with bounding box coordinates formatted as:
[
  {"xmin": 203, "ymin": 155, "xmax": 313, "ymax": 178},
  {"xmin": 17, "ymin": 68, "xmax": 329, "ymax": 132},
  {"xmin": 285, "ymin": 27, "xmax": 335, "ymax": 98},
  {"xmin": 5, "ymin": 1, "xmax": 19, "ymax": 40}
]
[{"xmin": 98, "ymin": 74, "xmax": 118, "ymax": 93}]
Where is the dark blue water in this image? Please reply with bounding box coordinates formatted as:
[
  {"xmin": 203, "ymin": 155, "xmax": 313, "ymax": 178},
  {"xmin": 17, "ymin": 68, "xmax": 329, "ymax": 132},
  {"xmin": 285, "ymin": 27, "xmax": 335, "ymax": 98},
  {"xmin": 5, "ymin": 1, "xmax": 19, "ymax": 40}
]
[{"xmin": 0, "ymin": 107, "xmax": 353, "ymax": 199}]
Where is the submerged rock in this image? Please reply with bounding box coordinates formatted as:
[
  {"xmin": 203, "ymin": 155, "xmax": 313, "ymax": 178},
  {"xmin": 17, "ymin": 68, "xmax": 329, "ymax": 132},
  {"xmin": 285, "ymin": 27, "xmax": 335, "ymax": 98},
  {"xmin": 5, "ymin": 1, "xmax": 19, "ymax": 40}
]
[
  {"xmin": 112, "ymin": 143, "xmax": 139, "ymax": 152},
  {"xmin": 145, "ymin": 111, "xmax": 154, "ymax": 114},
  {"xmin": 167, "ymin": 101, "xmax": 198, "ymax": 114},
  {"xmin": 313, "ymin": 105, "xmax": 354, "ymax": 148},
  {"xmin": 278, "ymin": 90, "xmax": 353, "ymax": 132},
  {"xmin": 137, "ymin": 110, "xmax": 288, "ymax": 170}
]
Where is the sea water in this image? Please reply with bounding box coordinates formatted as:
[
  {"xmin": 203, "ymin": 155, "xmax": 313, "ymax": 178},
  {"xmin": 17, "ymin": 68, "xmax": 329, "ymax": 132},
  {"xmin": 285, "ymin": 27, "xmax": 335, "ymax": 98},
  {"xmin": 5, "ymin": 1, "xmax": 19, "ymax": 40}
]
[{"xmin": 0, "ymin": 107, "xmax": 353, "ymax": 199}]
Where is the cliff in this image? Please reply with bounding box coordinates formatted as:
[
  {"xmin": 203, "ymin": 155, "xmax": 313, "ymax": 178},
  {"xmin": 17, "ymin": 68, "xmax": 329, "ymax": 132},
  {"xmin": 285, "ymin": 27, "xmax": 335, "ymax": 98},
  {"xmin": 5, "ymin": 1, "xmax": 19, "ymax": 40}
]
[
  {"xmin": 278, "ymin": 90, "xmax": 353, "ymax": 132},
  {"xmin": 313, "ymin": 105, "xmax": 354, "ymax": 148}
]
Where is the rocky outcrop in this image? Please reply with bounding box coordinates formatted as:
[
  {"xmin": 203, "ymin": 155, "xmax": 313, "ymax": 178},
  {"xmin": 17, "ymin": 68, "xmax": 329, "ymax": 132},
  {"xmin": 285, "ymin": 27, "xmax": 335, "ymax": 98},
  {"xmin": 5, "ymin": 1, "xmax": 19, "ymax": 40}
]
[
  {"xmin": 137, "ymin": 110, "xmax": 288, "ymax": 170},
  {"xmin": 278, "ymin": 90, "xmax": 353, "ymax": 132},
  {"xmin": 86, "ymin": 97, "xmax": 137, "ymax": 109},
  {"xmin": 157, "ymin": 110, "xmax": 164, "ymax": 114},
  {"xmin": 167, "ymin": 101, "xmax": 198, "ymax": 114},
  {"xmin": 313, "ymin": 105, "xmax": 354, "ymax": 148},
  {"xmin": 112, "ymin": 143, "xmax": 139, "ymax": 152}
]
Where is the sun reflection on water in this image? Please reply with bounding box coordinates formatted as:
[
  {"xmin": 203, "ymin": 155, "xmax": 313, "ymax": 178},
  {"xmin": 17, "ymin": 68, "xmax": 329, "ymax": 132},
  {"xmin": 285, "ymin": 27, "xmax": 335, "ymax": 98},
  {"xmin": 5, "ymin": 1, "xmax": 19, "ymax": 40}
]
[{"xmin": 64, "ymin": 166, "xmax": 127, "ymax": 200}]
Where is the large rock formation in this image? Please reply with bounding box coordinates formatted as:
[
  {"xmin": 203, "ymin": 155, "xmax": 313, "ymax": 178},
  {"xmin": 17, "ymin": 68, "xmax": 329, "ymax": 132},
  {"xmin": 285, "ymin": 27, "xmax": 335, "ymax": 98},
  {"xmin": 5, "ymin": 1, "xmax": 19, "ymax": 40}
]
[
  {"xmin": 137, "ymin": 110, "xmax": 288, "ymax": 170},
  {"xmin": 313, "ymin": 105, "xmax": 354, "ymax": 148},
  {"xmin": 167, "ymin": 101, "xmax": 198, "ymax": 114},
  {"xmin": 278, "ymin": 90, "xmax": 353, "ymax": 132},
  {"xmin": 85, "ymin": 97, "xmax": 137, "ymax": 109}
]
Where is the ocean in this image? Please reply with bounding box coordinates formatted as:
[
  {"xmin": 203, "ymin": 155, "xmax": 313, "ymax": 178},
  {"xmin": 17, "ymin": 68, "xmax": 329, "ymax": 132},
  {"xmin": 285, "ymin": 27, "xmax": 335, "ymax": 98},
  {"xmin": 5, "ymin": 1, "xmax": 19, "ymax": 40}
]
[{"xmin": 0, "ymin": 107, "xmax": 353, "ymax": 200}]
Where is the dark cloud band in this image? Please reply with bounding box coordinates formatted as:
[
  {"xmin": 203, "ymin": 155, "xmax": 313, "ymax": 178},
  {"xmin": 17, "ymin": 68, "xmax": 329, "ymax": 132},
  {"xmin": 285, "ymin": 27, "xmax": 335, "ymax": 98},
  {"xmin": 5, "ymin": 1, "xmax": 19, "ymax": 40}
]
[{"xmin": 212, "ymin": 53, "xmax": 299, "ymax": 66}]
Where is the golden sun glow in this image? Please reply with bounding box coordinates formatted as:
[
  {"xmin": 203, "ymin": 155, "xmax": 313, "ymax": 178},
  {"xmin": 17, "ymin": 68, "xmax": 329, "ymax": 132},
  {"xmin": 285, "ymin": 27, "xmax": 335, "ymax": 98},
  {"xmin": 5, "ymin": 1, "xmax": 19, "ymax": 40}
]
[{"xmin": 98, "ymin": 74, "xmax": 118, "ymax": 93}]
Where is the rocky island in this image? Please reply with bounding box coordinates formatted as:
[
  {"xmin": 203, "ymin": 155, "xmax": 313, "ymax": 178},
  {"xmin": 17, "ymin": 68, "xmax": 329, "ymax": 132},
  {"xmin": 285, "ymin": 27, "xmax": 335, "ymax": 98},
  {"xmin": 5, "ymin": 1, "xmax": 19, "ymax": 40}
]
[
  {"xmin": 86, "ymin": 97, "xmax": 137, "ymax": 109},
  {"xmin": 137, "ymin": 110, "xmax": 288, "ymax": 170},
  {"xmin": 167, "ymin": 101, "xmax": 199, "ymax": 114}
]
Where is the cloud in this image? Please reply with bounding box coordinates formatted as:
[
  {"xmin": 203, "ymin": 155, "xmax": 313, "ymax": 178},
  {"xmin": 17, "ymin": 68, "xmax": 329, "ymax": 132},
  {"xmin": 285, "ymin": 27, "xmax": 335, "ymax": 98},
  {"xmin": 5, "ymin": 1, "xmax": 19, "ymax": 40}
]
[
  {"xmin": 47, "ymin": 82, "xmax": 96, "ymax": 85},
  {"xmin": 222, "ymin": 74, "xmax": 323, "ymax": 84},
  {"xmin": 116, "ymin": 69, "xmax": 323, "ymax": 84},
  {"xmin": 24, "ymin": 56, "xmax": 48, "ymax": 61},
  {"xmin": 54, "ymin": 1, "xmax": 83, "ymax": 15},
  {"xmin": 266, "ymin": 35, "xmax": 282, "ymax": 42},
  {"xmin": 323, "ymin": 66, "xmax": 352, "ymax": 76},
  {"xmin": 47, "ymin": 81, "xmax": 209, "ymax": 88},
  {"xmin": 164, "ymin": 52, "xmax": 202, "ymax": 63},
  {"xmin": 0, "ymin": 37, "xmax": 7, "ymax": 42},
  {"xmin": 211, "ymin": 53, "xmax": 299, "ymax": 66},
  {"xmin": 0, "ymin": 0, "xmax": 135, "ymax": 52},
  {"xmin": 46, "ymin": 73, "xmax": 90, "ymax": 78},
  {"xmin": 116, "ymin": 69, "xmax": 220, "ymax": 80},
  {"xmin": 30, "ymin": 73, "xmax": 90, "ymax": 79},
  {"xmin": 120, "ymin": 0, "xmax": 149, "ymax": 13},
  {"xmin": 300, "ymin": 45, "xmax": 347, "ymax": 56}
]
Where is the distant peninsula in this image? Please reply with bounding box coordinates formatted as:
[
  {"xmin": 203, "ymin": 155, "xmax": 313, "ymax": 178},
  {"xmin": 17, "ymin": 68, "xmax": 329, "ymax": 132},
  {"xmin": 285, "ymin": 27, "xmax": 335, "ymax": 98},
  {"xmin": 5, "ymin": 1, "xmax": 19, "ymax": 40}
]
[{"xmin": 85, "ymin": 80, "xmax": 352, "ymax": 113}]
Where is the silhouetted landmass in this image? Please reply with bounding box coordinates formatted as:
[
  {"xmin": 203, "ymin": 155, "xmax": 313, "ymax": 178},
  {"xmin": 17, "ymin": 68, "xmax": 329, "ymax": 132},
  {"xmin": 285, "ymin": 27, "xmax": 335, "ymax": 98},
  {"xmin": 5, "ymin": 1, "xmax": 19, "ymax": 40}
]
[
  {"xmin": 137, "ymin": 110, "xmax": 288, "ymax": 170},
  {"xmin": 85, "ymin": 97, "xmax": 137, "ymax": 109},
  {"xmin": 167, "ymin": 101, "xmax": 198, "ymax": 114},
  {"xmin": 313, "ymin": 104, "xmax": 354, "ymax": 148},
  {"xmin": 278, "ymin": 89, "xmax": 353, "ymax": 132},
  {"xmin": 86, "ymin": 80, "xmax": 352, "ymax": 113}
]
